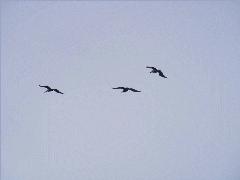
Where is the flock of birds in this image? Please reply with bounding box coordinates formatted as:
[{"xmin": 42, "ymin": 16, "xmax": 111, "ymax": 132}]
[{"xmin": 39, "ymin": 66, "xmax": 167, "ymax": 94}]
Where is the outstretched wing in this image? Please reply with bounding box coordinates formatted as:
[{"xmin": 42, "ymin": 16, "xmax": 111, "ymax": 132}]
[
  {"xmin": 53, "ymin": 89, "xmax": 64, "ymax": 94},
  {"xmin": 146, "ymin": 66, "xmax": 157, "ymax": 71},
  {"xmin": 129, "ymin": 88, "xmax": 141, "ymax": 92},
  {"xmin": 112, "ymin": 87, "xmax": 125, "ymax": 90},
  {"xmin": 158, "ymin": 70, "xmax": 167, "ymax": 78},
  {"xmin": 39, "ymin": 85, "xmax": 51, "ymax": 90}
]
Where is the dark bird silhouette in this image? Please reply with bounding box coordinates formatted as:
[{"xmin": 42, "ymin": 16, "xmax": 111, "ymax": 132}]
[
  {"xmin": 146, "ymin": 66, "xmax": 167, "ymax": 78},
  {"xmin": 39, "ymin": 85, "xmax": 64, "ymax": 94},
  {"xmin": 112, "ymin": 87, "xmax": 141, "ymax": 93}
]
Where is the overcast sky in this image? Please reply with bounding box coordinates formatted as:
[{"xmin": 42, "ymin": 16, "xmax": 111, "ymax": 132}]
[{"xmin": 1, "ymin": 1, "xmax": 240, "ymax": 180}]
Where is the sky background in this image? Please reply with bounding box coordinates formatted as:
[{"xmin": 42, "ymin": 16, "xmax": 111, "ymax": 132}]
[{"xmin": 1, "ymin": 1, "xmax": 240, "ymax": 180}]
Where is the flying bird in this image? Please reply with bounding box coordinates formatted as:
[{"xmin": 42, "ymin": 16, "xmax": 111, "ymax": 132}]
[
  {"xmin": 112, "ymin": 87, "xmax": 141, "ymax": 93},
  {"xmin": 39, "ymin": 85, "xmax": 64, "ymax": 94},
  {"xmin": 146, "ymin": 66, "xmax": 167, "ymax": 78}
]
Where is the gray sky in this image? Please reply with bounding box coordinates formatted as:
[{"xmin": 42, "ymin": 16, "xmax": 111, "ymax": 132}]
[{"xmin": 1, "ymin": 1, "xmax": 240, "ymax": 180}]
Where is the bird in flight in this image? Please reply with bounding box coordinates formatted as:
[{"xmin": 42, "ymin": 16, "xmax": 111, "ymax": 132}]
[
  {"xmin": 146, "ymin": 66, "xmax": 167, "ymax": 78},
  {"xmin": 39, "ymin": 85, "xmax": 64, "ymax": 94},
  {"xmin": 112, "ymin": 87, "xmax": 141, "ymax": 93}
]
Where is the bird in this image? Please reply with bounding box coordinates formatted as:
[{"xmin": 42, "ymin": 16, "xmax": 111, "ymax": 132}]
[
  {"xmin": 146, "ymin": 66, "xmax": 167, "ymax": 78},
  {"xmin": 112, "ymin": 87, "xmax": 141, "ymax": 93},
  {"xmin": 39, "ymin": 85, "xmax": 64, "ymax": 94}
]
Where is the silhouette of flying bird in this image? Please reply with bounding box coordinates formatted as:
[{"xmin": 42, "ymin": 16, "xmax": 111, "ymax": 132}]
[
  {"xmin": 146, "ymin": 66, "xmax": 167, "ymax": 78},
  {"xmin": 39, "ymin": 85, "xmax": 64, "ymax": 94},
  {"xmin": 112, "ymin": 87, "xmax": 141, "ymax": 93}
]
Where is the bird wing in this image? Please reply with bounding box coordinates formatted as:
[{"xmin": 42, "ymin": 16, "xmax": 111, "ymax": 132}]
[
  {"xmin": 146, "ymin": 66, "xmax": 157, "ymax": 71},
  {"xmin": 53, "ymin": 89, "xmax": 64, "ymax": 94},
  {"xmin": 129, "ymin": 88, "xmax": 141, "ymax": 92},
  {"xmin": 39, "ymin": 85, "xmax": 51, "ymax": 90},
  {"xmin": 158, "ymin": 70, "xmax": 167, "ymax": 78},
  {"xmin": 112, "ymin": 87, "xmax": 125, "ymax": 90}
]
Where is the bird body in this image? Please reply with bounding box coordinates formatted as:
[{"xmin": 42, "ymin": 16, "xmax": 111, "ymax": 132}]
[
  {"xmin": 39, "ymin": 85, "xmax": 64, "ymax": 94},
  {"xmin": 146, "ymin": 66, "xmax": 167, "ymax": 78},
  {"xmin": 112, "ymin": 87, "xmax": 141, "ymax": 93}
]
